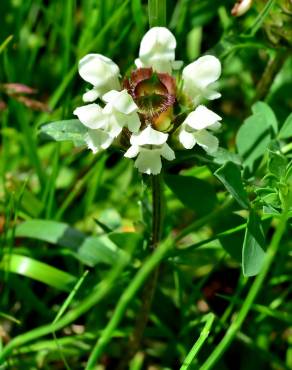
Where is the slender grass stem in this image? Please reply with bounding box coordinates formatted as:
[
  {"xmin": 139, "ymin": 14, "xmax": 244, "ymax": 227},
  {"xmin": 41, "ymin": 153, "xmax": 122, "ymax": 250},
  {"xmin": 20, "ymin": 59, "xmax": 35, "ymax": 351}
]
[
  {"xmin": 85, "ymin": 237, "xmax": 172, "ymax": 370},
  {"xmin": 254, "ymin": 50, "xmax": 287, "ymax": 102},
  {"xmin": 180, "ymin": 313, "xmax": 215, "ymax": 370},
  {"xmin": 116, "ymin": 175, "xmax": 164, "ymax": 369},
  {"xmin": 0, "ymin": 256, "xmax": 131, "ymax": 364},
  {"xmin": 148, "ymin": 0, "xmax": 166, "ymax": 27},
  {"xmin": 200, "ymin": 210, "xmax": 289, "ymax": 370}
]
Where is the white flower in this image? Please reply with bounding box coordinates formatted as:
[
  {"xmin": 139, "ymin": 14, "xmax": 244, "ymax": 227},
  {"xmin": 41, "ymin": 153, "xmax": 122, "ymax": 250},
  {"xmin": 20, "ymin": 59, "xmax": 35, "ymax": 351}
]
[
  {"xmin": 231, "ymin": 0, "xmax": 253, "ymax": 17},
  {"xmin": 135, "ymin": 27, "xmax": 181, "ymax": 74},
  {"xmin": 182, "ymin": 55, "xmax": 221, "ymax": 105},
  {"xmin": 179, "ymin": 105, "xmax": 222, "ymax": 153},
  {"xmin": 73, "ymin": 90, "xmax": 141, "ymax": 153},
  {"xmin": 73, "ymin": 103, "xmax": 114, "ymax": 153},
  {"xmin": 125, "ymin": 125, "xmax": 175, "ymax": 175},
  {"xmin": 78, "ymin": 54, "xmax": 121, "ymax": 102},
  {"xmin": 102, "ymin": 90, "xmax": 141, "ymax": 134}
]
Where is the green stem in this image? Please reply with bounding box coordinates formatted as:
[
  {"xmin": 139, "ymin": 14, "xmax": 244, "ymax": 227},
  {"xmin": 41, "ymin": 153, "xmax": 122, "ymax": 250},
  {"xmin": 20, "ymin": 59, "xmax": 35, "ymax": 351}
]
[
  {"xmin": 254, "ymin": 50, "xmax": 287, "ymax": 102},
  {"xmin": 107, "ymin": 175, "xmax": 165, "ymax": 370},
  {"xmin": 85, "ymin": 237, "xmax": 172, "ymax": 370},
  {"xmin": 200, "ymin": 211, "xmax": 289, "ymax": 370},
  {"xmin": 151, "ymin": 174, "xmax": 164, "ymax": 247},
  {"xmin": 180, "ymin": 313, "xmax": 215, "ymax": 370},
  {"xmin": 246, "ymin": 0, "xmax": 276, "ymax": 37},
  {"xmin": 148, "ymin": 0, "xmax": 166, "ymax": 27}
]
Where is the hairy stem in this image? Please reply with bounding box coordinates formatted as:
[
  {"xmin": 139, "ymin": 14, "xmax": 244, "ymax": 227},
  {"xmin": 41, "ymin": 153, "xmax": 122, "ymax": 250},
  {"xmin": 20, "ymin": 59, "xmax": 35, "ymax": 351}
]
[
  {"xmin": 117, "ymin": 174, "xmax": 164, "ymax": 369},
  {"xmin": 254, "ymin": 50, "xmax": 287, "ymax": 102}
]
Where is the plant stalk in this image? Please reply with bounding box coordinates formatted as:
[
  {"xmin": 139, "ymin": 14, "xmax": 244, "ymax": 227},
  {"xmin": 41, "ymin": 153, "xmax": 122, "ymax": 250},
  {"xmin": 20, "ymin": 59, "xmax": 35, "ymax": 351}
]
[
  {"xmin": 200, "ymin": 210, "xmax": 289, "ymax": 370},
  {"xmin": 148, "ymin": 0, "xmax": 166, "ymax": 27},
  {"xmin": 254, "ymin": 50, "xmax": 287, "ymax": 102},
  {"xmin": 117, "ymin": 174, "xmax": 164, "ymax": 369}
]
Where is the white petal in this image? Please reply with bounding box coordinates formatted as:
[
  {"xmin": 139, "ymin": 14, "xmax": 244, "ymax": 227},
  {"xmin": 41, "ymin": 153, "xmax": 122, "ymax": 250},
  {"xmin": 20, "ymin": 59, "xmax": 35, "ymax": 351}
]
[
  {"xmin": 83, "ymin": 89, "xmax": 99, "ymax": 103},
  {"xmin": 208, "ymin": 121, "xmax": 222, "ymax": 131},
  {"xmin": 78, "ymin": 54, "xmax": 120, "ymax": 95},
  {"xmin": 232, "ymin": 0, "xmax": 252, "ymax": 17},
  {"xmin": 193, "ymin": 130, "xmax": 219, "ymax": 154},
  {"xmin": 172, "ymin": 60, "xmax": 183, "ymax": 70},
  {"xmin": 179, "ymin": 129, "xmax": 196, "ymax": 149},
  {"xmin": 124, "ymin": 144, "xmax": 139, "ymax": 158},
  {"xmin": 204, "ymin": 89, "xmax": 221, "ymax": 101},
  {"xmin": 183, "ymin": 55, "xmax": 221, "ymax": 89},
  {"xmin": 85, "ymin": 129, "xmax": 113, "ymax": 153},
  {"xmin": 183, "ymin": 105, "xmax": 222, "ymax": 130},
  {"xmin": 73, "ymin": 104, "xmax": 106, "ymax": 129},
  {"xmin": 106, "ymin": 112, "xmax": 123, "ymax": 138},
  {"xmin": 102, "ymin": 89, "xmax": 138, "ymax": 114},
  {"xmin": 126, "ymin": 112, "xmax": 141, "ymax": 133},
  {"xmin": 134, "ymin": 58, "xmax": 143, "ymax": 69},
  {"xmin": 138, "ymin": 27, "xmax": 177, "ymax": 73},
  {"xmin": 139, "ymin": 27, "xmax": 176, "ymax": 58},
  {"xmin": 160, "ymin": 143, "xmax": 175, "ymax": 161},
  {"xmin": 134, "ymin": 149, "xmax": 162, "ymax": 175},
  {"xmin": 130, "ymin": 126, "xmax": 168, "ymax": 146}
]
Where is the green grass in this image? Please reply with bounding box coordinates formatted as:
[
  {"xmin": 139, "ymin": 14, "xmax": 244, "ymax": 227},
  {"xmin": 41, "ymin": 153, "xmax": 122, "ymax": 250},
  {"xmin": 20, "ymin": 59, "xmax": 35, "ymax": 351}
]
[{"xmin": 0, "ymin": 0, "xmax": 292, "ymax": 369}]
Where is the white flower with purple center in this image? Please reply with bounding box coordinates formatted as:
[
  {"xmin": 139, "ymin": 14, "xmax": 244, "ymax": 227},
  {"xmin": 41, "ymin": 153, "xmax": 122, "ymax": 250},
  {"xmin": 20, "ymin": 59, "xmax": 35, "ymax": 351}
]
[
  {"xmin": 74, "ymin": 27, "xmax": 223, "ymax": 174},
  {"xmin": 125, "ymin": 126, "xmax": 175, "ymax": 175}
]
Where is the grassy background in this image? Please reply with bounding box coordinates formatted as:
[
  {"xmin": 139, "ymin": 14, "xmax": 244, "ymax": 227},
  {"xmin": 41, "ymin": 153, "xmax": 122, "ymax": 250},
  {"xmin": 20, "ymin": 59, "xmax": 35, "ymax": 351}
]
[{"xmin": 0, "ymin": 0, "xmax": 292, "ymax": 369}]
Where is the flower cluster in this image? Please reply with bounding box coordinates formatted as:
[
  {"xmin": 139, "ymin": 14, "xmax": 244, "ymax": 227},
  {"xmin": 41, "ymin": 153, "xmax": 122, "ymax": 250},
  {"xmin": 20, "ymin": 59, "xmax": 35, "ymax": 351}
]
[{"xmin": 74, "ymin": 27, "xmax": 222, "ymax": 175}]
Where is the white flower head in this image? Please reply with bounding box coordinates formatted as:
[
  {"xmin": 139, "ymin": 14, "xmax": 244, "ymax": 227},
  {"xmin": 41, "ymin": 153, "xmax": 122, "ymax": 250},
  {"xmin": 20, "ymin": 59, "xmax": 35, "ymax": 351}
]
[
  {"xmin": 182, "ymin": 55, "xmax": 221, "ymax": 105},
  {"xmin": 79, "ymin": 54, "xmax": 121, "ymax": 102},
  {"xmin": 125, "ymin": 125, "xmax": 175, "ymax": 175},
  {"xmin": 135, "ymin": 27, "xmax": 181, "ymax": 74},
  {"xmin": 73, "ymin": 28, "xmax": 223, "ymax": 173},
  {"xmin": 73, "ymin": 90, "xmax": 141, "ymax": 154},
  {"xmin": 73, "ymin": 103, "xmax": 115, "ymax": 153},
  {"xmin": 179, "ymin": 105, "xmax": 222, "ymax": 153},
  {"xmin": 102, "ymin": 89, "xmax": 141, "ymax": 134}
]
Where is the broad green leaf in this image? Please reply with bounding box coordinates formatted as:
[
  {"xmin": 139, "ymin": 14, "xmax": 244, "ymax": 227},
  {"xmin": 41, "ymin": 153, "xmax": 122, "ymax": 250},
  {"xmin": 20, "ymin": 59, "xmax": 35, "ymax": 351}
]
[
  {"xmin": 40, "ymin": 119, "xmax": 87, "ymax": 147},
  {"xmin": 278, "ymin": 113, "xmax": 292, "ymax": 139},
  {"xmin": 78, "ymin": 235, "xmax": 128, "ymax": 267},
  {"xmin": 242, "ymin": 210, "xmax": 266, "ymax": 277},
  {"xmin": 252, "ymin": 101, "xmax": 278, "ymax": 134},
  {"xmin": 0, "ymin": 254, "xmax": 76, "ymax": 291},
  {"xmin": 14, "ymin": 220, "xmax": 127, "ymax": 267},
  {"xmin": 210, "ymin": 147, "xmax": 242, "ymax": 166},
  {"xmin": 215, "ymin": 161, "xmax": 249, "ymax": 209},
  {"xmin": 267, "ymin": 150, "xmax": 287, "ymax": 179},
  {"xmin": 15, "ymin": 220, "xmax": 85, "ymax": 249},
  {"xmin": 165, "ymin": 175, "xmax": 217, "ymax": 216},
  {"xmin": 236, "ymin": 102, "xmax": 276, "ymax": 171}
]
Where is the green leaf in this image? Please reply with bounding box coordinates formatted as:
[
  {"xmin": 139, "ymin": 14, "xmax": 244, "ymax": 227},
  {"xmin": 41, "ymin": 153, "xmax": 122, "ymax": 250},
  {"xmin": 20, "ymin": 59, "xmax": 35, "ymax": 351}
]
[
  {"xmin": 278, "ymin": 113, "xmax": 292, "ymax": 139},
  {"xmin": 242, "ymin": 210, "xmax": 266, "ymax": 277},
  {"xmin": 210, "ymin": 147, "xmax": 242, "ymax": 166},
  {"xmin": 15, "ymin": 220, "xmax": 85, "ymax": 249},
  {"xmin": 267, "ymin": 150, "xmax": 287, "ymax": 179},
  {"xmin": 40, "ymin": 119, "xmax": 87, "ymax": 147},
  {"xmin": 0, "ymin": 254, "xmax": 76, "ymax": 291},
  {"xmin": 165, "ymin": 175, "xmax": 217, "ymax": 216},
  {"xmin": 236, "ymin": 102, "xmax": 276, "ymax": 171},
  {"xmin": 215, "ymin": 162, "xmax": 249, "ymax": 209},
  {"xmin": 14, "ymin": 220, "xmax": 127, "ymax": 267},
  {"xmin": 78, "ymin": 235, "xmax": 128, "ymax": 267},
  {"xmin": 252, "ymin": 101, "xmax": 278, "ymax": 134}
]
